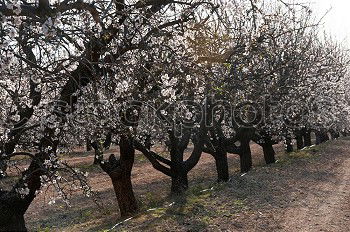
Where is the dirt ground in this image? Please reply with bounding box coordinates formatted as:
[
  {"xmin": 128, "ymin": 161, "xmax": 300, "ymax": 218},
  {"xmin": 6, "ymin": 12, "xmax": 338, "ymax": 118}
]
[{"xmin": 21, "ymin": 138, "xmax": 350, "ymax": 231}]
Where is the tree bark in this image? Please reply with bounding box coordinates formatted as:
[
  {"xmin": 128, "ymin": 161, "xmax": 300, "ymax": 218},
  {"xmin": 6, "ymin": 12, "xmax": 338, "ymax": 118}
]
[
  {"xmin": 213, "ymin": 151, "xmax": 229, "ymax": 182},
  {"xmin": 110, "ymin": 173, "xmax": 138, "ymax": 217},
  {"xmin": 330, "ymin": 130, "xmax": 340, "ymax": 140},
  {"xmin": 295, "ymin": 130, "xmax": 304, "ymax": 150},
  {"xmin": 237, "ymin": 128, "xmax": 254, "ymax": 173},
  {"xmin": 0, "ymin": 151, "xmax": 48, "ymax": 231},
  {"xmin": 239, "ymin": 140, "xmax": 252, "ymax": 173},
  {"xmin": 98, "ymin": 135, "xmax": 138, "ymax": 217},
  {"xmin": 86, "ymin": 139, "xmax": 93, "ymax": 151},
  {"xmin": 0, "ymin": 194, "xmax": 27, "ymax": 231},
  {"xmin": 303, "ymin": 130, "xmax": 312, "ymax": 147},
  {"xmin": 170, "ymin": 169, "xmax": 189, "ymax": 194},
  {"xmin": 315, "ymin": 131, "xmax": 329, "ymax": 144},
  {"xmin": 262, "ymin": 142, "xmax": 276, "ymax": 164},
  {"xmin": 285, "ymin": 137, "xmax": 293, "ymax": 153}
]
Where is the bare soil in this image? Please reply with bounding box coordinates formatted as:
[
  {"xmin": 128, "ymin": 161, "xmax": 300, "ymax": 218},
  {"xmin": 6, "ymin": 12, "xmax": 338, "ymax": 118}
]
[{"xmin": 22, "ymin": 138, "xmax": 350, "ymax": 231}]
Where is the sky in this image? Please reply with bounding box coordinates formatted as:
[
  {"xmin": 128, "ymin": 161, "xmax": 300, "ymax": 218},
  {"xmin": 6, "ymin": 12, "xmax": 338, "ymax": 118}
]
[{"xmin": 310, "ymin": 0, "xmax": 350, "ymax": 48}]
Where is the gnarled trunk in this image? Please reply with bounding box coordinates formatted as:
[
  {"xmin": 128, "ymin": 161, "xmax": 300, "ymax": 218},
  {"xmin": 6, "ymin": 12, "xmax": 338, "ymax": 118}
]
[{"xmin": 86, "ymin": 139, "xmax": 92, "ymax": 151}]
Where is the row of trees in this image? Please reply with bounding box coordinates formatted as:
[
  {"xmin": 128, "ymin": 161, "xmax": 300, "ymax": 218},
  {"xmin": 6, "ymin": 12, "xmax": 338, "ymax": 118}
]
[{"xmin": 0, "ymin": 0, "xmax": 349, "ymax": 230}]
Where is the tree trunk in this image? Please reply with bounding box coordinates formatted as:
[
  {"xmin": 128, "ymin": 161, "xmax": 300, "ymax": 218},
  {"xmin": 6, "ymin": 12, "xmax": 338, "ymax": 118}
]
[
  {"xmin": 330, "ymin": 130, "xmax": 340, "ymax": 140},
  {"xmin": 110, "ymin": 174, "xmax": 138, "ymax": 217},
  {"xmin": 236, "ymin": 128, "xmax": 254, "ymax": 173},
  {"xmin": 303, "ymin": 130, "xmax": 312, "ymax": 147},
  {"xmin": 86, "ymin": 139, "xmax": 92, "ymax": 151},
  {"xmin": 295, "ymin": 132, "xmax": 304, "ymax": 150},
  {"xmin": 0, "ymin": 195, "xmax": 27, "ymax": 231},
  {"xmin": 316, "ymin": 131, "xmax": 329, "ymax": 144},
  {"xmin": 99, "ymin": 135, "xmax": 138, "ymax": 217},
  {"xmin": 171, "ymin": 170, "xmax": 189, "ymax": 194},
  {"xmin": 213, "ymin": 151, "xmax": 229, "ymax": 182},
  {"xmin": 0, "ymin": 151, "xmax": 48, "ymax": 231},
  {"xmin": 239, "ymin": 140, "xmax": 252, "ymax": 173},
  {"xmin": 315, "ymin": 132, "xmax": 321, "ymax": 145},
  {"xmin": 262, "ymin": 143, "xmax": 276, "ymax": 164},
  {"xmin": 114, "ymin": 136, "xmax": 137, "ymax": 217},
  {"xmin": 285, "ymin": 137, "xmax": 293, "ymax": 153}
]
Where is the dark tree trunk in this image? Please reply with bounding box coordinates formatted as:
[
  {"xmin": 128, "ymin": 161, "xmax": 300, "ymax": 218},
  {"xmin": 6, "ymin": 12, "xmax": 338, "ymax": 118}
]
[
  {"xmin": 296, "ymin": 135, "xmax": 304, "ymax": 150},
  {"xmin": 330, "ymin": 130, "xmax": 340, "ymax": 140},
  {"xmin": 239, "ymin": 140, "xmax": 252, "ymax": 173},
  {"xmin": 110, "ymin": 173, "xmax": 138, "ymax": 217},
  {"xmin": 315, "ymin": 132, "xmax": 321, "ymax": 145},
  {"xmin": 0, "ymin": 194, "xmax": 27, "ymax": 231},
  {"xmin": 262, "ymin": 142, "xmax": 276, "ymax": 164},
  {"xmin": 322, "ymin": 132, "xmax": 329, "ymax": 142},
  {"xmin": 213, "ymin": 151, "xmax": 229, "ymax": 182},
  {"xmin": 169, "ymin": 134, "xmax": 190, "ymax": 194},
  {"xmin": 237, "ymin": 128, "xmax": 254, "ymax": 173},
  {"xmin": 0, "ymin": 152, "xmax": 48, "ymax": 231},
  {"xmin": 171, "ymin": 170, "xmax": 189, "ymax": 194},
  {"xmin": 285, "ymin": 137, "xmax": 293, "ymax": 153},
  {"xmin": 316, "ymin": 131, "xmax": 329, "ymax": 144},
  {"xmin": 113, "ymin": 136, "xmax": 137, "ymax": 217},
  {"xmin": 303, "ymin": 130, "xmax": 312, "ymax": 147},
  {"xmin": 87, "ymin": 139, "xmax": 92, "ymax": 151},
  {"xmin": 98, "ymin": 135, "xmax": 138, "ymax": 217},
  {"xmin": 295, "ymin": 130, "xmax": 304, "ymax": 150}
]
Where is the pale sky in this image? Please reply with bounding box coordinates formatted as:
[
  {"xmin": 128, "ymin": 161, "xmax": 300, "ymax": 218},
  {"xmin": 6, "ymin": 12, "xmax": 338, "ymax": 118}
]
[{"xmin": 310, "ymin": 0, "xmax": 350, "ymax": 48}]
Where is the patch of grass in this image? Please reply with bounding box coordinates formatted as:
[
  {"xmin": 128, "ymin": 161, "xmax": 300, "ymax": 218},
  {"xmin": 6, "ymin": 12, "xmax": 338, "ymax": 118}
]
[
  {"xmin": 233, "ymin": 199, "xmax": 246, "ymax": 209},
  {"xmin": 141, "ymin": 192, "xmax": 165, "ymax": 209},
  {"xmin": 289, "ymin": 150, "xmax": 312, "ymax": 159},
  {"xmin": 135, "ymin": 153, "xmax": 147, "ymax": 162},
  {"xmin": 37, "ymin": 226, "xmax": 51, "ymax": 232},
  {"xmin": 275, "ymin": 145, "xmax": 321, "ymax": 166},
  {"xmin": 80, "ymin": 209, "xmax": 93, "ymax": 221},
  {"xmin": 288, "ymin": 146, "xmax": 320, "ymax": 159}
]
